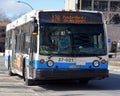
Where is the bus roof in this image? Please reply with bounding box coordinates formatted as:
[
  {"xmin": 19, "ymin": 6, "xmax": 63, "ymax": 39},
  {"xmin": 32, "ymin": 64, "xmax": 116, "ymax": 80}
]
[
  {"xmin": 6, "ymin": 10, "xmax": 37, "ymax": 31},
  {"xmin": 6, "ymin": 10, "xmax": 103, "ymax": 31}
]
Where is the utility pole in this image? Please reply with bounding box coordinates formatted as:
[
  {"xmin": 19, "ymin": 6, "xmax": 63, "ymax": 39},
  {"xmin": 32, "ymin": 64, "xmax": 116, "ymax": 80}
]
[{"xmin": 17, "ymin": 1, "xmax": 34, "ymax": 10}]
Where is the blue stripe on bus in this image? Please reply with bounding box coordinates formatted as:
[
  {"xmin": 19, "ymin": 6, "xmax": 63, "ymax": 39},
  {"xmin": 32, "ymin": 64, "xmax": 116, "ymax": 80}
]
[
  {"xmin": 33, "ymin": 60, "xmax": 108, "ymax": 69},
  {"xmin": 26, "ymin": 59, "xmax": 30, "ymax": 65},
  {"xmin": 4, "ymin": 55, "xmax": 11, "ymax": 61},
  {"xmin": 5, "ymin": 57, "xmax": 108, "ymax": 69},
  {"xmin": 4, "ymin": 56, "xmax": 8, "ymax": 61}
]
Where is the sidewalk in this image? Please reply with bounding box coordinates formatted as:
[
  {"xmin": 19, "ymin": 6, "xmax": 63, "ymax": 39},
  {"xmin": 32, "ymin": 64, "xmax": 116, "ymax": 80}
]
[
  {"xmin": 109, "ymin": 65, "xmax": 120, "ymax": 72},
  {"xmin": 109, "ymin": 61, "xmax": 120, "ymax": 66},
  {"xmin": 109, "ymin": 61, "xmax": 120, "ymax": 72},
  {"xmin": 0, "ymin": 52, "xmax": 4, "ymax": 56}
]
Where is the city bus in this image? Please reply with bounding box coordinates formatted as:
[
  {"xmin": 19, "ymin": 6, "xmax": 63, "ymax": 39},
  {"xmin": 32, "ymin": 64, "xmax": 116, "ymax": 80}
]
[{"xmin": 5, "ymin": 10, "xmax": 109, "ymax": 85}]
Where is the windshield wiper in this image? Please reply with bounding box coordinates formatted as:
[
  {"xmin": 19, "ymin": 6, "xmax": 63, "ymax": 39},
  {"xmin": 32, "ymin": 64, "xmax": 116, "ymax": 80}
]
[{"xmin": 96, "ymin": 56, "xmax": 102, "ymax": 60}]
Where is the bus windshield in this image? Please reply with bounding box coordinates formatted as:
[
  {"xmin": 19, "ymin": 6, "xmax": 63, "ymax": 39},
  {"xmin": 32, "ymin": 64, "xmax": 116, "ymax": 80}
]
[{"xmin": 40, "ymin": 24, "xmax": 107, "ymax": 56}]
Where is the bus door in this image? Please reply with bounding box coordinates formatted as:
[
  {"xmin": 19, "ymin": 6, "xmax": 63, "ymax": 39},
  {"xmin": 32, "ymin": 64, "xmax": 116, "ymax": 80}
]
[
  {"xmin": 28, "ymin": 18, "xmax": 38, "ymax": 61},
  {"xmin": 26, "ymin": 31, "xmax": 37, "ymax": 77},
  {"xmin": 28, "ymin": 21, "xmax": 38, "ymax": 77}
]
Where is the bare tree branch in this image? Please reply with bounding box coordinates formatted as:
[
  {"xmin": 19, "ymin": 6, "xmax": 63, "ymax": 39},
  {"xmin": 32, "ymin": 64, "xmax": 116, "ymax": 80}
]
[{"xmin": 0, "ymin": 9, "xmax": 10, "ymax": 22}]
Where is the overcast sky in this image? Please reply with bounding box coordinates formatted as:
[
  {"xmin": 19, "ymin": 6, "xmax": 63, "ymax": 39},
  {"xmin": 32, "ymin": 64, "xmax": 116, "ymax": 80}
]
[{"xmin": 0, "ymin": 0, "xmax": 64, "ymax": 18}]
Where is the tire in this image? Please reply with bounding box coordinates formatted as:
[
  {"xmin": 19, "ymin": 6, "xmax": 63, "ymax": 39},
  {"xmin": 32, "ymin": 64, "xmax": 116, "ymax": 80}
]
[
  {"xmin": 25, "ymin": 78, "xmax": 33, "ymax": 86},
  {"xmin": 8, "ymin": 65, "xmax": 14, "ymax": 76},
  {"xmin": 8, "ymin": 57, "xmax": 14, "ymax": 76},
  {"xmin": 23, "ymin": 65, "xmax": 33, "ymax": 86}
]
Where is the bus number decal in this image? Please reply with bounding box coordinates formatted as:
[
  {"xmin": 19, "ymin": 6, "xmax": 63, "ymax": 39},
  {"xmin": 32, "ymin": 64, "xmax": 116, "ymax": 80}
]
[{"xmin": 58, "ymin": 57, "xmax": 74, "ymax": 62}]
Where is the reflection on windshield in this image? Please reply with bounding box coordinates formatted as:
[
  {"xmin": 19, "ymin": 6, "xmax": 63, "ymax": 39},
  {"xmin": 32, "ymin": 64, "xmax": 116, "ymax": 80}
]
[{"xmin": 40, "ymin": 24, "xmax": 107, "ymax": 56}]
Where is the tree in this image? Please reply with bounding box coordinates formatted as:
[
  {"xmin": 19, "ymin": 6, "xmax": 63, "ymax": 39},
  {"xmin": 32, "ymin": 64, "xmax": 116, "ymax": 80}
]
[
  {"xmin": 112, "ymin": 14, "xmax": 120, "ymax": 24},
  {"xmin": 0, "ymin": 9, "xmax": 10, "ymax": 22},
  {"xmin": 0, "ymin": 9, "xmax": 10, "ymax": 52}
]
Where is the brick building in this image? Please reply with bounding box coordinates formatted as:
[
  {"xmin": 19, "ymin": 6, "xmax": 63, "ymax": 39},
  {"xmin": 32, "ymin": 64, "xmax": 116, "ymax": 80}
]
[{"xmin": 0, "ymin": 22, "xmax": 9, "ymax": 52}]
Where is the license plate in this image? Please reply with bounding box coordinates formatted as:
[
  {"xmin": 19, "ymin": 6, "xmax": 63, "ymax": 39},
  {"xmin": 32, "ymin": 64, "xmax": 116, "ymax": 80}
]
[{"xmin": 76, "ymin": 59, "xmax": 86, "ymax": 65}]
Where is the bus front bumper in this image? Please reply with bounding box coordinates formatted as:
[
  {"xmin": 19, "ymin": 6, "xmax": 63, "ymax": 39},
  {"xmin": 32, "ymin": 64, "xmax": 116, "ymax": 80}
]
[{"xmin": 33, "ymin": 69, "xmax": 109, "ymax": 80}]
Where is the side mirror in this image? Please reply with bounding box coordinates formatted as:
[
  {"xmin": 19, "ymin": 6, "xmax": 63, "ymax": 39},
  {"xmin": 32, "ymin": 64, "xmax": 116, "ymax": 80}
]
[
  {"xmin": 32, "ymin": 18, "xmax": 38, "ymax": 36},
  {"xmin": 32, "ymin": 31, "xmax": 38, "ymax": 35}
]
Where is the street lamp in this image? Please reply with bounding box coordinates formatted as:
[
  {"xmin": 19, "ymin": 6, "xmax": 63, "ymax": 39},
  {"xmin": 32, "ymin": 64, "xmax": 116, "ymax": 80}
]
[{"xmin": 17, "ymin": 1, "xmax": 33, "ymax": 10}]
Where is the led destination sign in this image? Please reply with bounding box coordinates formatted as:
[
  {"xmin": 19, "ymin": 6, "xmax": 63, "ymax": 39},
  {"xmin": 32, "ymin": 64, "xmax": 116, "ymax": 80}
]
[
  {"xmin": 52, "ymin": 15, "xmax": 87, "ymax": 23},
  {"xmin": 39, "ymin": 11, "xmax": 102, "ymax": 24}
]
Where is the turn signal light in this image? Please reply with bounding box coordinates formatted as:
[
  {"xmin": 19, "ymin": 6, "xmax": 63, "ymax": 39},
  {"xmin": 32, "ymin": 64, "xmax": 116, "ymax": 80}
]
[
  {"xmin": 40, "ymin": 59, "xmax": 45, "ymax": 64},
  {"xmin": 101, "ymin": 59, "xmax": 106, "ymax": 64}
]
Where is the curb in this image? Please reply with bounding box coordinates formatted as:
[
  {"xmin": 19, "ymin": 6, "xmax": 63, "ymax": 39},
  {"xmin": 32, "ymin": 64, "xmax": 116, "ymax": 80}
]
[
  {"xmin": 109, "ymin": 61, "xmax": 120, "ymax": 66},
  {"xmin": 109, "ymin": 61, "xmax": 120, "ymax": 72}
]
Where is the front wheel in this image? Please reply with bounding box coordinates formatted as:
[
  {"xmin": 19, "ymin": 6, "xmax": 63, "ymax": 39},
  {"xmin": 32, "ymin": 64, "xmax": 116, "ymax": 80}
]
[
  {"xmin": 25, "ymin": 78, "xmax": 34, "ymax": 86},
  {"xmin": 23, "ymin": 65, "xmax": 34, "ymax": 86}
]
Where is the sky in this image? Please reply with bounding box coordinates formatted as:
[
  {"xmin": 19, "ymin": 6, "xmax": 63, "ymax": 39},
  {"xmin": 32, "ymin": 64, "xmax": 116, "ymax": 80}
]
[{"xmin": 0, "ymin": 0, "xmax": 64, "ymax": 19}]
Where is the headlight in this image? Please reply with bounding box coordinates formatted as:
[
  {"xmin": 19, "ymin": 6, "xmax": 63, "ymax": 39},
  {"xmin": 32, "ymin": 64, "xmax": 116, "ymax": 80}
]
[
  {"xmin": 93, "ymin": 60, "xmax": 100, "ymax": 67},
  {"xmin": 47, "ymin": 60, "xmax": 54, "ymax": 67}
]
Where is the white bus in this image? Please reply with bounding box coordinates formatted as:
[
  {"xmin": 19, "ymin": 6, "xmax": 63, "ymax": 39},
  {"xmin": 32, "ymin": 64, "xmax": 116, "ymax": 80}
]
[{"xmin": 5, "ymin": 10, "xmax": 109, "ymax": 85}]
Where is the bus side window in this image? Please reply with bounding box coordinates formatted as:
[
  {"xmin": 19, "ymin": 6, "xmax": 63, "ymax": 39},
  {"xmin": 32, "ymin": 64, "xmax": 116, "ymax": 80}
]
[
  {"xmin": 21, "ymin": 33, "xmax": 26, "ymax": 53},
  {"xmin": 32, "ymin": 35, "xmax": 37, "ymax": 53},
  {"xmin": 15, "ymin": 34, "xmax": 21, "ymax": 52}
]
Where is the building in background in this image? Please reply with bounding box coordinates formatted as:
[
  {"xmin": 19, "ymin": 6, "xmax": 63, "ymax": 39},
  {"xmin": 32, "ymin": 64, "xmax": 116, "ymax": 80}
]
[
  {"xmin": 65, "ymin": 0, "xmax": 120, "ymax": 24},
  {"xmin": 65, "ymin": 0, "xmax": 76, "ymax": 10},
  {"xmin": 0, "ymin": 22, "xmax": 9, "ymax": 52},
  {"xmin": 65, "ymin": 0, "xmax": 120, "ymax": 51}
]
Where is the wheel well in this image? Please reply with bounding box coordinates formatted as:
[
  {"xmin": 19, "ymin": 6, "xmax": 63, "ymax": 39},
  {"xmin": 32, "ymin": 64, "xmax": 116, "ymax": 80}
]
[
  {"xmin": 8, "ymin": 56, "xmax": 10, "ymax": 70},
  {"xmin": 22, "ymin": 58, "xmax": 26, "ymax": 77}
]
